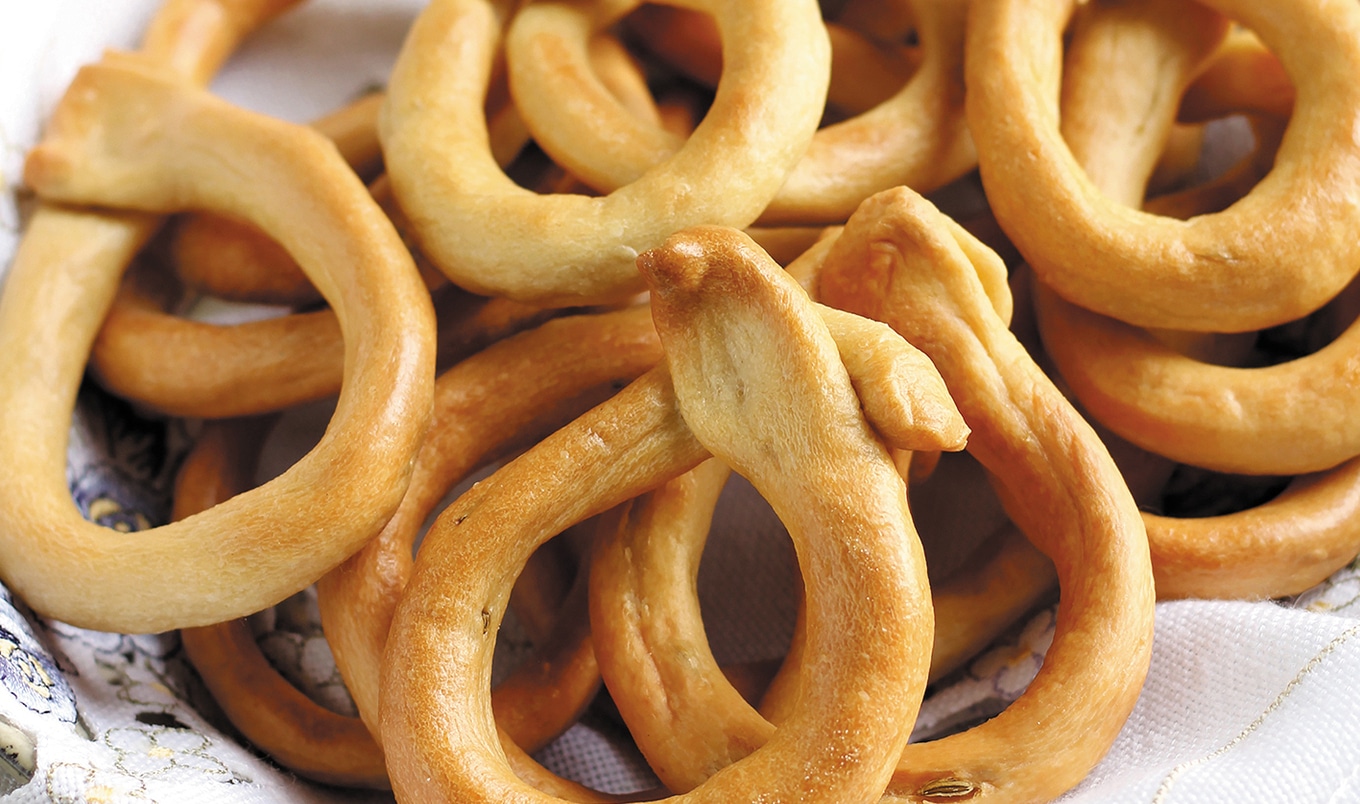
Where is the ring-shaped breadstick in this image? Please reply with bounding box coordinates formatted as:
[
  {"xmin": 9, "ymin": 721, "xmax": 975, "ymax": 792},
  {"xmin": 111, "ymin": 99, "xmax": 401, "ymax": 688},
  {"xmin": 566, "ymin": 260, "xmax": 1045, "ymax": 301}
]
[
  {"xmin": 967, "ymin": 0, "xmax": 1360, "ymax": 332},
  {"xmin": 1146, "ymin": 456, "xmax": 1360, "ymax": 600},
  {"xmin": 317, "ymin": 307, "xmax": 662, "ymax": 749},
  {"xmin": 1030, "ymin": 0, "xmax": 1340, "ymax": 476},
  {"xmin": 816, "ymin": 187, "xmax": 1153, "ymax": 803},
  {"xmin": 1037, "ymin": 288, "xmax": 1360, "ymax": 476},
  {"xmin": 507, "ymin": 0, "xmax": 973, "ymax": 225},
  {"xmin": 622, "ymin": 6, "xmax": 919, "ymax": 116},
  {"xmin": 319, "ymin": 288, "xmax": 962, "ymax": 740},
  {"xmin": 380, "ymin": 228, "xmax": 941, "ymax": 803},
  {"xmin": 182, "ymin": 616, "xmax": 389, "ymax": 788},
  {"xmin": 90, "ymin": 257, "xmax": 542, "ymax": 419},
  {"xmin": 5, "ymin": 55, "xmax": 434, "ymax": 632},
  {"xmin": 382, "ymin": 0, "xmax": 830, "ymax": 305},
  {"xmin": 174, "ymin": 418, "xmax": 388, "ymax": 789}
]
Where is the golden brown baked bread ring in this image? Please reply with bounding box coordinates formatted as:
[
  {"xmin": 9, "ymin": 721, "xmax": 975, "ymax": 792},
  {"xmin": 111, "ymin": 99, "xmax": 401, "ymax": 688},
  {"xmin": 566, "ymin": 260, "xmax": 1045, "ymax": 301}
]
[
  {"xmin": 171, "ymin": 92, "xmax": 384, "ymax": 307},
  {"xmin": 89, "ymin": 255, "xmax": 541, "ymax": 419},
  {"xmin": 6, "ymin": 53, "xmax": 434, "ymax": 632},
  {"xmin": 380, "ymin": 227, "xmax": 945, "ymax": 803},
  {"xmin": 1146, "ymin": 457, "xmax": 1360, "ymax": 600},
  {"xmin": 174, "ymin": 417, "xmax": 389, "ymax": 789},
  {"xmin": 817, "ymin": 187, "xmax": 1153, "ymax": 803},
  {"xmin": 317, "ymin": 306, "xmax": 662, "ymax": 749},
  {"xmin": 1031, "ymin": 0, "xmax": 1346, "ymax": 477},
  {"xmin": 382, "ymin": 0, "xmax": 830, "ymax": 305},
  {"xmin": 1037, "ymin": 288, "xmax": 1360, "ymax": 476},
  {"xmin": 591, "ymin": 447, "xmax": 1055, "ymax": 793},
  {"xmin": 507, "ymin": 0, "xmax": 974, "ymax": 225},
  {"xmin": 967, "ymin": 0, "xmax": 1360, "ymax": 332},
  {"xmin": 622, "ymin": 6, "xmax": 917, "ymax": 117}
]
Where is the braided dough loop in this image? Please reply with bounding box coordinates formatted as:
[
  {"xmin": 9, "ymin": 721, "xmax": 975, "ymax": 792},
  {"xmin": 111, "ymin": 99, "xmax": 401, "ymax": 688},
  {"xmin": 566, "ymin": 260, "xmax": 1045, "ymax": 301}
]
[
  {"xmin": 8, "ymin": 56, "xmax": 434, "ymax": 633},
  {"xmin": 967, "ymin": 0, "xmax": 1360, "ymax": 332},
  {"xmin": 382, "ymin": 0, "xmax": 830, "ymax": 305},
  {"xmin": 817, "ymin": 187, "xmax": 1153, "ymax": 803},
  {"xmin": 507, "ymin": 0, "xmax": 974, "ymax": 225},
  {"xmin": 382, "ymin": 229, "xmax": 940, "ymax": 803}
]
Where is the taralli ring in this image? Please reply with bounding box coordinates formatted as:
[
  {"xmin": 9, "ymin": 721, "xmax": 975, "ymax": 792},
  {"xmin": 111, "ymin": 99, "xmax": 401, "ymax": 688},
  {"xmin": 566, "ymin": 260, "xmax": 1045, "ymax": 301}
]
[
  {"xmin": 380, "ymin": 226, "xmax": 947, "ymax": 803},
  {"xmin": 507, "ymin": 0, "xmax": 975, "ymax": 225},
  {"xmin": 381, "ymin": 0, "xmax": 830, "ymax": 305},
  {"xmin": 2, "ymin": 50, "xmax": 434, "ymax": 632},
  {"xmin": 967, "ymin": 0, "xmax": 1360, "ymax": 332},
  {"xmin": 817, "ymin": 187, "xmax": 1154, "ymax": 803},
  {"xmin": 173, "ymin": 417, "xmax": 389, "ymax": 789},
  {"xmin": 317, "ymin": 306, "xmax": 662, "ymax": 750}
]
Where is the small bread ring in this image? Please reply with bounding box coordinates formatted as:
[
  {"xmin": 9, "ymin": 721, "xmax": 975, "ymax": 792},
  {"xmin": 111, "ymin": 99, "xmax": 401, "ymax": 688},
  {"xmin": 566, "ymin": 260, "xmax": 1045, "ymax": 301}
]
[
  {"xmin": 317, "ymin": 306, "xmax": 662, "ymax": 747},
  {"xmin": 6, "ymin": 54, "xmax": 434, "ymax": 632},
  {"xmin": 380, "ymin": 227, "xmax": 944, "ymax": 803},
  {"xmin": 967, "ymin": 0, "xmax": 1360, "ymax": 332},
  {"xmin": 507, "ymin": 0, "xmax": 974, "ymax": 225},
  {"xmin": 174, "ymin": 418, "xmax": 388, "ymax": 789},
  {"xmin": 1030, "ymin": 1, "xmax": 1349, "ymax": 477},
  {"xmin": 1037, "ymin": 288, "xmax": 1360, "ymax": 476},
  {"xmin": 90, "ymin": 256, "xmax": 541, "ymax": 419},
  {"xmin": 382, "ymin": 0, "xmax": 830, "ymax": 305},
  {"xmin": 818, "ymin": 187, "xmax": 1153, "ymax": 803},
  {"xmin": 623, "ymin": 5, "xmax": 917, "ymax": 117}
]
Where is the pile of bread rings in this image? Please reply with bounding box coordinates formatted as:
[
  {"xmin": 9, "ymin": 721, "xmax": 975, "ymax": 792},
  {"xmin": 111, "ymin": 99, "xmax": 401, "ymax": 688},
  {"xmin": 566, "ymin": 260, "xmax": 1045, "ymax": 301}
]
[{"xmin": 2, "ymin": 0, "xmax": 1358, "ymax": 801}]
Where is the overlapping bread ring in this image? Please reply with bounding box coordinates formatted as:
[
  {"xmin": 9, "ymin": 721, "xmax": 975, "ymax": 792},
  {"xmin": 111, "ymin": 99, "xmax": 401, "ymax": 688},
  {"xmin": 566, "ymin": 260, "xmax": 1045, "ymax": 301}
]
[
  {"xmin": 382, "ymin": 0, "xmax": 829, "ymax": 305},
  {"xmin": 90, "ymin": 254, "xmax": 542, "ymax": 418},
  {"xmin": 1023, "ymin": 0, "xmax": 1360, "ymax": 597},
  {"xmin": 966, "ymin": 0, "xmax": 1360, "ymax": 333},
  {"xmin": 587, "ymin": 315, "xmax": 971, "ymax": 794},
  {"xmin": 4, "ymin": 49, "xmax": 434, "ymax": 632},
  {"xmin": 506, "ymin": 0, "xmax": 975, "ymax": 225},
  {"xmin": 319, "ymin": 289, "xmax": 968, "ymax": 757},
  {"xmin": 380, "ymin": 228, "xmax": 947, "ymax": 803},
  {"xmin": 316, "ymin": 306, "xmax": 662, "ymax": 750},
  {"xmin": 624, "ymin": 4, "xmax": 918, "ymax": 117},
  {"xmin": 173, "ymin": 417, "xmax": 389, "ymax": 789},
  {"xmin": 1032, "ymin": 14, "xmax": 1352, "ymax": 476},
  {"xmin": 589, "ymin": 450, "xmax": 1056, "ymax": 794},
  {"xmin": 816, "ymin": 187, "xmax": 1153, "ymax": 803}
]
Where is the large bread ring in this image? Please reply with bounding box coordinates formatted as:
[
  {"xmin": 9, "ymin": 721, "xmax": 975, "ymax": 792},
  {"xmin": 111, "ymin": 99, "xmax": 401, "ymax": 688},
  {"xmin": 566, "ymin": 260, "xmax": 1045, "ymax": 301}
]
[
  {"xmin": 380, "ymin": 227, "xmax": 945, "ymax": 803},
  {"xmin": 507, "ymin": 0, "xmax": 974, "ymax": 225},
  {"xmin": 5, "ymin": 53, "xmax": 434, "ymax": 632},
  {"xmin": 967, "ymin": 0, "xmax": 1360, "ymax": 332},
  {"xmin": 382, "ymin": 0, "xmax": 830, "ymax": 305},
  {"xmin": 818, "ymin": 187, "xmax": 1153, "ymax": 803}
]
